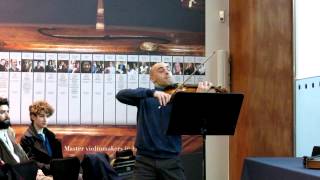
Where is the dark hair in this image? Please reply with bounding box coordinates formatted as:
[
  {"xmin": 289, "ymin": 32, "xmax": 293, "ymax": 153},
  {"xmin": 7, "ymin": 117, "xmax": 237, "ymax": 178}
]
[{"xmin": 0, "ymin": 97, "xmax": 9, "ymax": 107}]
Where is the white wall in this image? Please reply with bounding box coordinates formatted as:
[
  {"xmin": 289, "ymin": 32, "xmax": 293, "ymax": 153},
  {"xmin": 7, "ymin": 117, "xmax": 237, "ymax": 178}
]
[
  {"xmin": 206, "ymin": 0, "xmax": 230, "ymax": 179},
  {"xmin": 295, "ymin": 0, "xmax": 320, "ymax": 79},
  {"xmin": 295, "ymin": 0, "xmax": 320, "ymax": 157}
]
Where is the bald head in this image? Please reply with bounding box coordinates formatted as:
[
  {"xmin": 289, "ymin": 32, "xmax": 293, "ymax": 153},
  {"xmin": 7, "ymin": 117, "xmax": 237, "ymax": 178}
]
[{"xmin": 150, "ymin": 62, "xmax": 173, "ymax": 87}]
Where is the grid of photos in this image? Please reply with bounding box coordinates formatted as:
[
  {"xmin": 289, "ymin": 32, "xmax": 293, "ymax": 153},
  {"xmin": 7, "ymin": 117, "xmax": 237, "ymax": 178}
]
[{"xmin": 0, "ymin": 52, "xmax": 206, "ymax": 125}]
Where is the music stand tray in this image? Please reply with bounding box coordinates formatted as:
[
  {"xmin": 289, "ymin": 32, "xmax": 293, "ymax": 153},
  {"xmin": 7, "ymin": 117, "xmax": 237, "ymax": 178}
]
[{"xmin": 167, "ymin": 92, "xmax": 244, "ymax": 180}]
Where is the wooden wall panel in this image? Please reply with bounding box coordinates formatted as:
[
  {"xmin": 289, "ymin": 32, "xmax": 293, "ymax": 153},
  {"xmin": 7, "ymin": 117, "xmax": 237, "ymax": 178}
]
[
  {"xmin": 229, "ymin": 1, "xmax": 293, "ymax": 180},
  {"xmin": 13, "ymin": 125, "xmax": 202, "ymax": 158}
]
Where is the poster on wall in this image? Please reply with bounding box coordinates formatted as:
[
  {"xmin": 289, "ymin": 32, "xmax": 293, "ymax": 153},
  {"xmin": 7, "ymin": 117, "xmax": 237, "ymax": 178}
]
[
  {"xmin": 0, "ymin": 0, "xmax": 206, "ymax": 158},
  {"xmin": 0, "ymin": 52, "xmax": 9, "ymax": 103},
  {"xmin": 9, "ymin": 52, "xmax": 22, "ymax": 124},
  {"xmin": 57, "ymin": 53, "xmax": 69, "ymax": 124},
  {"xmin": 68, "ymin": 53, "xmax": 81, "ymax": 125},
  {"xmin": 80, "ymin": 54, "xmax": 93, "ymax": 125},
  {"xmin": 21, "ymin": 52, "xmax": 33, "ymax": 124},
  {"xmin": 45, "ymin": 53, "xmax": 58, "ymax": 124},
  {"xmin": 92, "ymin": 54, "xmax": 104, "ymax": 125},
  {"xmin": 104, "ymin": 54, "xmax": 116, "ymax": 124},
  {"xmin": 115, "ymin": 55, "xmax": 128, "ymax": 125},
  {"xmin": 127, "ymin": 55, "xmax": 139, "ymax": 125}
]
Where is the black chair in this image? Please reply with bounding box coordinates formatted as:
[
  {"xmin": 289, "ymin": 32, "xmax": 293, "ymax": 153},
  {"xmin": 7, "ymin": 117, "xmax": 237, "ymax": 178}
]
[
  {"xmin": 10, "ymin": 160, "xmax": 38, "ymax": 180},
  {"xmin": 50, "ymin": 156, "xmax": 80, "ymax": 180},
  {"xmin": 0, "ymin": 160, "xmax": 38, "ymax": 180},
  {"xmin": 312, "ymin": 146, "xmax": 320, "ymax": 156}
]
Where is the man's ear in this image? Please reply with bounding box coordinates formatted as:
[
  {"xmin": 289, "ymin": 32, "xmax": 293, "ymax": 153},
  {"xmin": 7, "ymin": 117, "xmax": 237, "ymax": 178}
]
[{"xmin": 150, "ymin": 72, "xmax": 155, "ymax": 83}]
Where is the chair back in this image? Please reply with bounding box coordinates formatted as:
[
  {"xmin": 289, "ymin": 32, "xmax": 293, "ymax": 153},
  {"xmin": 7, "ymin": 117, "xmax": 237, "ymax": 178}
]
[
  {"xmin": 50, "ymin": 156, "xmax": 80, "ymax": 180},
  {"xmin": 10, "ymin": 160, "xmax": 38, "ymax": 180},
  {"xmin": 312, "ymin": 146, "xmax": 320, "ymax": 156}
]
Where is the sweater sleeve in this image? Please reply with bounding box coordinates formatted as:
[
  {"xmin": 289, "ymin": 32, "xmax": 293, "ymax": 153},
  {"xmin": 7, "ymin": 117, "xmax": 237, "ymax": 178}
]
[{"xmin": 116, "ymin": 88, "xmax": 155, "ymax": 106}]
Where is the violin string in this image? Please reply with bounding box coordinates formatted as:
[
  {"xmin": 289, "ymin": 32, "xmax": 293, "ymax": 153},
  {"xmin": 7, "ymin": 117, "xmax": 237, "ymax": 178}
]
[
  {"xmin": 169, "ymin": 51, "xmax": 216, "ymax": 95},
  {"xmin": 159, "ymin": 51, "xmax": 217, "ymax": 109},
  {"xmin": 180, "ymin": 51, "xmax": 216, "ymax": 87}
]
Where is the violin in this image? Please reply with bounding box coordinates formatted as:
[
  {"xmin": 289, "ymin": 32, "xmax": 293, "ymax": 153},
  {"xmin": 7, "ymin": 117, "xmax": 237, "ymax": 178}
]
[{"xmin": 164, "ymin": 83, "xmax": 228, "ymax": 95}]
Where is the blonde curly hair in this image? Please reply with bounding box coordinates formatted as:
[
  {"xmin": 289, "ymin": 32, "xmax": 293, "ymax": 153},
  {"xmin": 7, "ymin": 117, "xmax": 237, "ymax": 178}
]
[{"xmin": 29, "ymin": 101, "xmax": 54, "ymax": 118}]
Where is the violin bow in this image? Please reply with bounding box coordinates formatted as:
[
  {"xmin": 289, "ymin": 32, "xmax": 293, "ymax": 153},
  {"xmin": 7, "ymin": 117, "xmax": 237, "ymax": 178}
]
[
  {"xmin": 168, "ymin": 51, "xmax": 216, "ymax": 95},
  {"xmin": 180, "ymin": 51, "xmax": 216, "ymax": 86}
]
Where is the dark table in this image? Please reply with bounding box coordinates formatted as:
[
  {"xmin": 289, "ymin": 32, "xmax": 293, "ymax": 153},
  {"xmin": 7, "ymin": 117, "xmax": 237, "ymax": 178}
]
[{"xmin": 242, "ymin": 157, "xmax": 320, "ymax": 180}]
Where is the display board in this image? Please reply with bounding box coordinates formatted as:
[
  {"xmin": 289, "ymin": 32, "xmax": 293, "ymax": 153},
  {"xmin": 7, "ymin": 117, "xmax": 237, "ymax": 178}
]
[{"xmin": 0, "ymin": 51, "xmax": 206, "ymax": 125}]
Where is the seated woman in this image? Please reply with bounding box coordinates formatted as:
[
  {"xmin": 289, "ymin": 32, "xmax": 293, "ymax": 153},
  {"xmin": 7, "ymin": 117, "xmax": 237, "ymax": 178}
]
[{"xmin": 20, "ymin": 101, "xmax": 63, "ymax": 175}]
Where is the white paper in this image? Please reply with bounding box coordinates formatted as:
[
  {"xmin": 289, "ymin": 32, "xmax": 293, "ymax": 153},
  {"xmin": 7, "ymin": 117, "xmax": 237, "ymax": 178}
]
[
  {"xmin": 21, "ymin": 52, "xmax": 34, "ymax": 124},
  {"xmin": 0, "ymin": 52, "xmax": 9, "ymax": 98},
  {"xmin": 115, "ymin": 55, "xmax": 127, "ymax": 125},
  {"xmin": 8, "ymin": 52, "xmax": 22, "ymax": 124},
  {"xmin": 194, "ymin": 56, "xmax": 206, "ymax": 83},
  {"xmin": 68, "ymin": 54, "xmax": 81, "ymax": 125},
  {"xmin": 80, "ymin": 54, "xmax": 93, "ymax": 124},
  {"xmin": 104, "ymin": 54, "xmax": 116, "ymax": 124},
  {"xmin": 92, "ymin": 54, "xmax": 104, "ymax": 125},
  {"xmin": 149, "ymin": 55, "xmax": 162, "ymax": 89},
  {"xmin": 56, "ymin": 53, "xmax": 69, "ymax": 124},
  {"xmin": 138, "ymin": 55, "xmax": 150, "ymax": 88},
  {"xmin": 172, "ymin": 56, "xmax": 184, "ymax": 84},
  {"xmin": 45, "ymin": 53, "xmax": 58, "ymax": 124},
  {"xmin": 183, "ymin": 56, "xmax": 195, "ymax": 84},
  {"xmin": 33, "ymin": 53, "xmax": 46, "ymax": 101},
  {"xmin": 127, "ymin": 55, "xmax": 139, "ymax": 125}
]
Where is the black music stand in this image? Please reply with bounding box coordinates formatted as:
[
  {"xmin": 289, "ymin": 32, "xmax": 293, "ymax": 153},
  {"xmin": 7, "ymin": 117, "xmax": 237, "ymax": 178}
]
[{"xmin": 167, "ymin": 92, "xmax": 244, "ymax": 180}]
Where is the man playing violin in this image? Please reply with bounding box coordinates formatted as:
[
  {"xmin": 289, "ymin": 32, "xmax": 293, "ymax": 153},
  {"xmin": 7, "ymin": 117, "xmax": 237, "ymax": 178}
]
[{"xmin": 116, "ymin": 62, "xmax": 212, "ymax": 180}]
